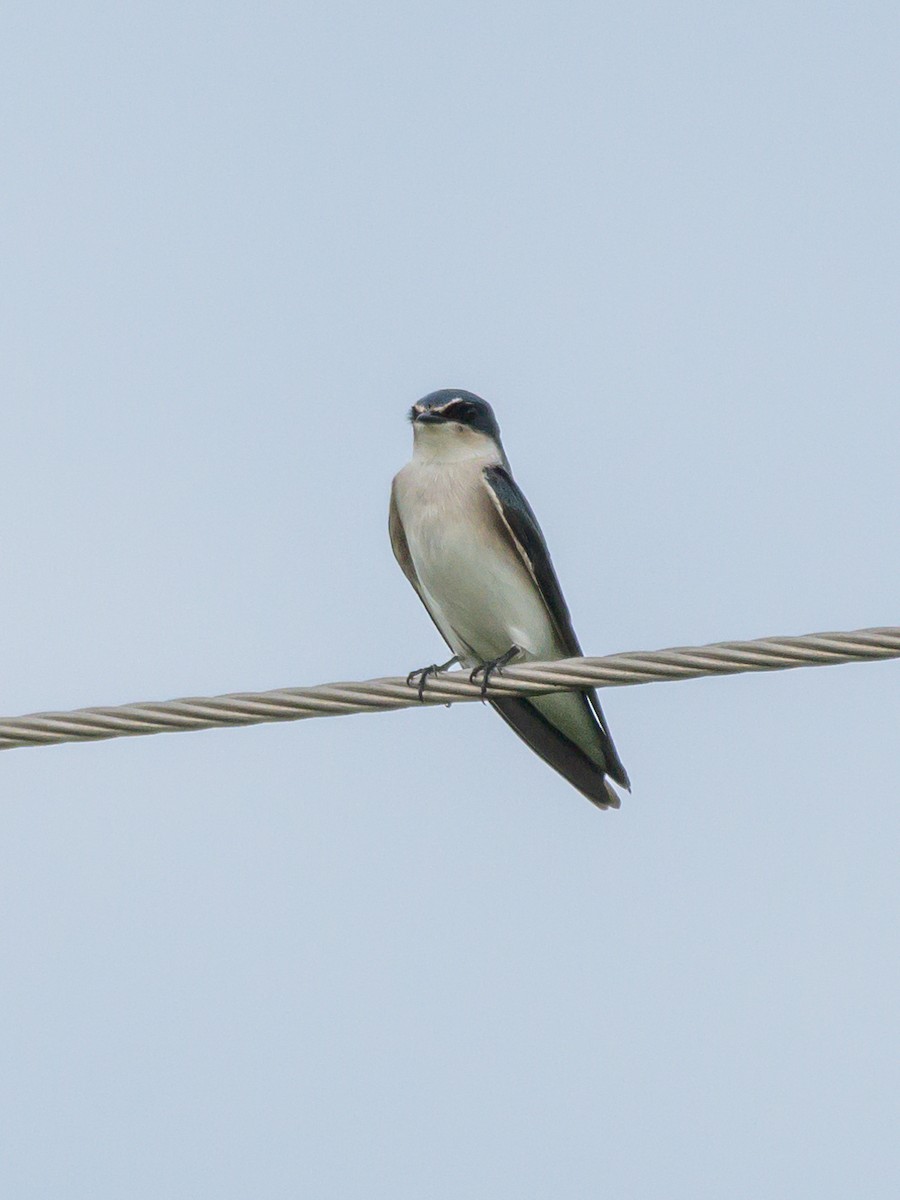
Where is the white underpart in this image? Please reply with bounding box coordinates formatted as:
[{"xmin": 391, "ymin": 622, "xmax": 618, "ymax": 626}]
[
  {"xmin": 393, "ymin": 423, "xmax": 563, "ymax": 666},
  {"xmin": 409, "ymin": 419, "xmax": 497, "ymax": 465}
]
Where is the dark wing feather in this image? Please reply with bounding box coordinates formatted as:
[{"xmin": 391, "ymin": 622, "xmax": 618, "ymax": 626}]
[
  {"xmin": 482, "ymin": 465, "xmax": 630, "ymax": 793},
  {"xmin": 482, "ymin": 466, "xmax": 583, "ymax": 655}
]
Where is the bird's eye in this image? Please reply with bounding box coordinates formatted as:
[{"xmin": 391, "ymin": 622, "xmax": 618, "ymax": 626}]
[{"xmin": 457, "ymin": 402, "xmax": 477, "ymax": 421}]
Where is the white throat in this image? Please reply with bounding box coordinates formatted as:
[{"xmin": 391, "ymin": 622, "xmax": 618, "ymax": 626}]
[{"xmin": 412, "ymin": 422, "xmax": 501, "ymax": 466}]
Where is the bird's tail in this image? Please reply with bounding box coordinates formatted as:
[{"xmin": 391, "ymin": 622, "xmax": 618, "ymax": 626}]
[{"xmin": 491, "ymin": 695, "xmax": 626, "ymax": 810}]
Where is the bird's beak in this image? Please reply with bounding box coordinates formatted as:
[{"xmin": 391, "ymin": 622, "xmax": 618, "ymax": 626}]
[{"xmin": 413, "ymin": 409, "xmax": 448, "ymax": 425}]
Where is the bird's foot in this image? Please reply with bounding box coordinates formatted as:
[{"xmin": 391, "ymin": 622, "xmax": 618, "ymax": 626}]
[
  {"xmin": 406, "ymin": 655, "xmax": 461, "ymax": 702},
  {"xmin": 469, "ymin": 645, "xmax": 522, "ymax": 701}
]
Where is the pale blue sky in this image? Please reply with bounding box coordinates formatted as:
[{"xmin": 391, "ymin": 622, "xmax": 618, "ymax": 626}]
[{"xmin": 1, "ymin": 3, "xmax": 898, "ymax": 1196}]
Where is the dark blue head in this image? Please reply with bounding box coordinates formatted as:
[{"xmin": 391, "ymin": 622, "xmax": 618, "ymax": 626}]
[{"xmin": 409, "ymin": 389, "xmax": 501, "ymax": 442}]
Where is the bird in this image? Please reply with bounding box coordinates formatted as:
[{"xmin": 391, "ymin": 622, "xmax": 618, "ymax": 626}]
[{"xmin": 389, "ymin": 388, "xmax": 630, "ymax": 809}]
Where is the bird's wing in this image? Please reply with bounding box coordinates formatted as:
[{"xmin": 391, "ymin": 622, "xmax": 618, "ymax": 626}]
[
  {"xmin": 482, "ymin": 465, "xmax": 630, "ymax": 800},
  {"xmin": 389, "ymin": 480, "xmax": 424, "ymax": 599},
  {"xmin": 481, "ymin": 465, "xmax": 583, "ymax": 655}
]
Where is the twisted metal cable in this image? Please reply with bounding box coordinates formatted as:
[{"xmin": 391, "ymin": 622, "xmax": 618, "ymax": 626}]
[{"xmin": 1, "ymin": 626, "xmax": 897, "ymax": 753}]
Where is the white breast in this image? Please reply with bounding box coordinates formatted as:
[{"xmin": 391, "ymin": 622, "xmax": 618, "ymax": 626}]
[{"xmin": 392, "ymin": 457, "xmax": 560, "ymax": 666}]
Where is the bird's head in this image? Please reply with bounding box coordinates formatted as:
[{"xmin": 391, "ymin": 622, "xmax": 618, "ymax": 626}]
[{"xmin": 408, "ymin": 389, "xmax": 503, "ymax": 463}]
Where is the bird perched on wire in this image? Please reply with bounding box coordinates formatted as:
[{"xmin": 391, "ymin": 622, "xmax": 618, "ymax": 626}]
[{"xmin": 389, "ymin": 388, "xmax": 629, "ymax": 809}]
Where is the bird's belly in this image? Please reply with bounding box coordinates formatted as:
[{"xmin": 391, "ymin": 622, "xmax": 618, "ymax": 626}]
[{"xmin": 408, "ymin": 508, "xmax": 557, "ymax": 666}]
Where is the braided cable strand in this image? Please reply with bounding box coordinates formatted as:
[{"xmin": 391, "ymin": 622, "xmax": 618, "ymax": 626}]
[{"xmin": 0, "ymin": 626, "xmax": 897, "ymax": 753}]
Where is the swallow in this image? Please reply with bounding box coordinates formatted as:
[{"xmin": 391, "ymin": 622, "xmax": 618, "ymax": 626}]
[{"xmin": 389, "ymin": 389, "xmax": 630, "ymax": 809}]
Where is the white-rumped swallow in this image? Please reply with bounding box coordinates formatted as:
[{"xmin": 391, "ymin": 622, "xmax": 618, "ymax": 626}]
[{"xmin": 390, "ymin": 389, "xmax": 630, "ymax": 809}]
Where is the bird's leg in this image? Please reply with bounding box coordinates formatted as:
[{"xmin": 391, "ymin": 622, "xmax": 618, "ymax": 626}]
[
  {"xmin": 469, "ymin": 644, "xmax": 522, "ymax": 701},
  {"xmin": 406, "ymin": 655, "xmax": 461, "ymax": 702}
]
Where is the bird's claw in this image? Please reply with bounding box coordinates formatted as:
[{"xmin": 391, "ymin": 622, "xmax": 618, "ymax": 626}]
[
  {"xmin": 469, "ymin": 645, "xmax": 521, "ymax": 701},
  {"xmin": 406, "ymin": 656, "xmax": 461, "ymax": 702}
]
